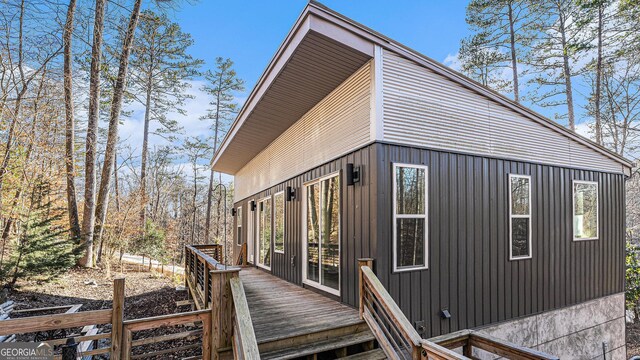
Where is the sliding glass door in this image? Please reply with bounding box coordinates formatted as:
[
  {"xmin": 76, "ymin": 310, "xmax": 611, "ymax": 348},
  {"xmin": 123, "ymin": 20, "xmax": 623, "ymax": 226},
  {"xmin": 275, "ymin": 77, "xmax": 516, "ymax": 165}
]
[
  {"xmin": 304, "ymin": 174, "xmax": 340, "ymax": 295},
  {"xmin": 257, "ymin": 197, "xmax": 271, "ymax": 269}
]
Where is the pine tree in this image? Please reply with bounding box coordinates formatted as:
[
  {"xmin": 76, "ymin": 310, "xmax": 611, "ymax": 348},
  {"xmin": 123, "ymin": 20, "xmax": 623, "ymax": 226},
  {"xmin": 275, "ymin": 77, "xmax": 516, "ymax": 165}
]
[
  {"xmin": 462, "ymin": 0, "xmax": 531, "ymax": 102},
  {"xmin": 2, "ymin": 182, "xmax": 80, "ymax": 288},
  {"xmin": 200, "ymin": 58, "xmax": 244, "ymax": 244},
  {"xmin": 459, "ymin": 34, "xmax": 511, "ymax": 92},
  {"xmin": 525, "ymin": 0, "xmax": 586, "ymax": 130},
  {"xmin": 128, "ymin": 10, "xmax": 202, "ymax": 234}
]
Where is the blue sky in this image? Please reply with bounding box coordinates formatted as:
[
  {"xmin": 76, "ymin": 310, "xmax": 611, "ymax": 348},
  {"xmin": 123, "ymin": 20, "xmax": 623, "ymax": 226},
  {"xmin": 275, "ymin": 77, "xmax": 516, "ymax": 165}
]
[
  {"xmin": 123, "ymin": 0, "xmax": 595, "ymax": 174},
  {"xmin": 172, "ymin": 1, "xmax": 470, "ymax": 92}
]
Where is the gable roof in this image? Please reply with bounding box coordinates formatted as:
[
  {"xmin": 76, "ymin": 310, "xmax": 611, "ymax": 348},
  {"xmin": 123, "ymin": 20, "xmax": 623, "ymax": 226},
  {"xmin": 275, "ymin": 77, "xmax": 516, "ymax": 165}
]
[{"xmin": 212, "ymin": 1, "xmax": 633, "ymax": 175}]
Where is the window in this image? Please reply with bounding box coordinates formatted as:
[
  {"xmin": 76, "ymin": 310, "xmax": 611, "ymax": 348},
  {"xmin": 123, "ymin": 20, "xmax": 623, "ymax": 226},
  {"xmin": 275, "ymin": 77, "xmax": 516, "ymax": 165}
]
[
  {"xmin": 509, "ymin": 175, "xmax": 531, "ymax": 260},
  {"xmin": 258, "ymin": 198, "xmax": 271, "ymax": 269},
  {"xmin": 573, "ymin": 180, "xmax": 598, "ymax": 240},
  {"xmin": 393, "ymin": 164, "xmax": 428, "ymax": 272},
  {"xmin": 236, "ymin": 207, "xmax": 242, "ymax": 246},
  {"xmin": 274, "ymin": 192, "xmax": 285, "ymax": 253},
  {"xmin": 304, "ymin": 173, "xmax": 340, "ymax": 295}
]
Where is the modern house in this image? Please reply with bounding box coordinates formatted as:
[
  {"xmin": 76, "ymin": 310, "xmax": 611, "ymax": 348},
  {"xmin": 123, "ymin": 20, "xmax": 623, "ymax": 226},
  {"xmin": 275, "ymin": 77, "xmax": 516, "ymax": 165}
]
[{"xmin": 212, "ymin": 2, "xmax": 631, "ymax": 358}]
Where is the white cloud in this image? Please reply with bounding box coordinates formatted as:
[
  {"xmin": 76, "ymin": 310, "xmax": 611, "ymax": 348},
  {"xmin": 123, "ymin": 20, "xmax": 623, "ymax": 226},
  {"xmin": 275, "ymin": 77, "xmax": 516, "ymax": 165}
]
[
  {"xmin": 575, "ymin": 121, "xmax": 592, "ymax": 139},
  {"xmin": 443, "ymin": 53, "xmax": 462, "ymax": 71}
]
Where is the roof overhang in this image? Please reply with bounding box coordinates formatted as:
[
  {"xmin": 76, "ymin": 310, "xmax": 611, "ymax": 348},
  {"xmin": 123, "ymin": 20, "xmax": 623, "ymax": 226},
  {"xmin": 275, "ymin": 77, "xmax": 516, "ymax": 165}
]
[
  {"xmin": 211, "ymin": 4, "xmax": 374, "ymax": 174},
  {"xmin": 213, "ymin": 1, "xmax": 633, "ymax": 175}
]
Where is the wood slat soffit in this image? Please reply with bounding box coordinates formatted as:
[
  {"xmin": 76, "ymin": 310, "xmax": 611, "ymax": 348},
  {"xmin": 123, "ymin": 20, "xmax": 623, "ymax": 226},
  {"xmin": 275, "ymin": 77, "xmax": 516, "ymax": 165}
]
[{"xmin": 212, "ymin": 13, "xmax": 374, "ymax": 174}]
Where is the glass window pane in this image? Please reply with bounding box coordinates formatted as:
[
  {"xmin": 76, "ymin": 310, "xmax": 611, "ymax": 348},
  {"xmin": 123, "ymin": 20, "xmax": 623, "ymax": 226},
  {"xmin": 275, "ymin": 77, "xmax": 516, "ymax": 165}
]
[
  {"xmin": 258, "ymin": 200, "xmax": 271, "ymax": 267},
  {"xmin": 511, "ymin": 218, "xmax": 530, "ymax": 257},
  {"xmin": 237, "ymin": 208, "xmax": 242, "ymax": 245},
  {"xmin": 574, "ymin": 182, "xmax": 598, "ymax": 239},
  {"xmin": 264, "ymin": 200, "xmax": 271, "ymax": 267},
  {"xmin": 307, "ymin": 183, "xmax": 320, "ymax": 282},
  {"xmin": 396, "ymin": 218, "xmax": 425, "ymax": 268},
  {"xmin": 511, "ymin": 176, "xmax": 530, "ymax": 215},
  {"xmin": 274, "ymin": 193, "xmax": 285, "ymax": 252},
  {"xmin": 321, "ymin": 177, "xmax": 340, "ymax": 290},
  {"xmin": 396, "ymin": 166, "xmax": 426, "ymax": 215}
]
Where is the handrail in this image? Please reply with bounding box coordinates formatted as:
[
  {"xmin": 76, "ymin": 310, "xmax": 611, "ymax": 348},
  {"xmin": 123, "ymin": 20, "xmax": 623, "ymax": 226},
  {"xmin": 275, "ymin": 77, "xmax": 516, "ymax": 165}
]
[
  {"xmin": 121, "ymin": 308, "xmax": 212, "ymax": 360},
  {"xmin": 229, "ymin": 277, "xmax": 260, "ymax": 359},
  {"xmin": 184, "ymin": 245, "xmax": 239, "ymax": 310},
  {"xmin": 358, "ymin": 261, "xmax": 464, "ymax": 360},
  {"xmin": 429, "ymin": 330, "xmax": 559, "ymax": 360},
  {"xmin": 236, "ymin": 243, "xmax": 247, "ymax": 266}
]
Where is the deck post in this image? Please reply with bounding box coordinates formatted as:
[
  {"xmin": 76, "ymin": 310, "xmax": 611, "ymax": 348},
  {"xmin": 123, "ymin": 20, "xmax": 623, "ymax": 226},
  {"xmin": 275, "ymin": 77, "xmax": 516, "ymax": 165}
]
[
  {"xmin": 357, "ymin": 258, "xmax": 374, "ymax": 319},
  {"xmin": 111, "ymin": 278, "xmax": 125, "ymax": 360},
  {"xmin": 210, "ymin": 268, "xmax": 240, "ymax": 359}
]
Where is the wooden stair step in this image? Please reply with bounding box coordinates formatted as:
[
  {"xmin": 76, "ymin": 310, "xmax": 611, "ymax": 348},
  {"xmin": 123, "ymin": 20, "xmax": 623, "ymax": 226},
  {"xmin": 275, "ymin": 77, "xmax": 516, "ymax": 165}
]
[
  {"xmin": 260, "ymin": 329, "xmax": 376, "ymax": 360},
  {"xmin": 338, "ymin": 348, "xmax": 387, "ymax": 360}
]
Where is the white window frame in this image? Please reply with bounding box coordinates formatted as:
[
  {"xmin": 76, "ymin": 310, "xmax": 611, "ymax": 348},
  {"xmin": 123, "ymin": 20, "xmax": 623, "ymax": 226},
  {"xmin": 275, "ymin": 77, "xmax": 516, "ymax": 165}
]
[
  {"xmin": 573, "ymin": 180, "xmax": 599, "ymax": 241},
  {"xmin": 508, "ymin": 174, "xmax": 532, "ymax": 261},
  {"xmin": 302, "ymin": 172, "xmax": 341, "ymax": 296},
  {"xmin": 273, "ymin": 191, "xmax": 285, "ymax": 254},
  {"xmin": 236, "ymin": 206, "xmax": 243, "ymax": 246},
  {"xmin": 392, "ymin": 163, "xmax": 429, "ymax": 273},
  {"xmin": 257, "ymin": 197, "xmax": 272, "ymax": 271},
  {"xmin": 247, "ymin": 199, "xmax": 255, "ymax": 264}
]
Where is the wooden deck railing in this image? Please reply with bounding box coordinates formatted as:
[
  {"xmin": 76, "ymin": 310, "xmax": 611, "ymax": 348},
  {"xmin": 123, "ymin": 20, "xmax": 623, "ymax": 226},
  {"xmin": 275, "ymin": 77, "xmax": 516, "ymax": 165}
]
[
  {"xmin": 185, "ymin": 244, "xmax": 259, "ymax": 359},
  {"xmin": 429, "ymin": 330, "xmax": 559, "ymax": 360},
  {"xmin": 230, "ymin": 277, "xmax": 260, "ymax": 359},
  {"xmin": 358, "ymin": 259, "xmax": 465, "ymax": 360},
  {"xmin": 236, "ymin": 243, "xmax": 247, "ymax": 266},
  {"xmin": 185, "ymin": 244, "xmax": 228, "ymax": 310},
  {"xmin": 121, "ymin": 309, "xmax": 212, "ymax": 360},
  {"xmin": 358, "ymin": 259, "xmax": 559, "ymax": 360},
  {"xmin": 0, "ymin": 279, "xmax": 124, "ymax": 360}
]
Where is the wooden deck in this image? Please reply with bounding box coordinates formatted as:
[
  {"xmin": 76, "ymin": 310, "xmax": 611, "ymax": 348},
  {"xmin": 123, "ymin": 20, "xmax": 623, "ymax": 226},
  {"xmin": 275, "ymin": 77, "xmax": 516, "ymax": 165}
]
[{"xmin": 239, "ymin": 267, "xmax": 363, "ymax": 345}]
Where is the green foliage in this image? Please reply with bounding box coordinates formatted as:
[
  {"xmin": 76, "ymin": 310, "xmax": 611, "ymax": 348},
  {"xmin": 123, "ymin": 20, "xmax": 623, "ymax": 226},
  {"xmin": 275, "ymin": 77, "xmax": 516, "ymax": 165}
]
[
  {"xmin": 0, "ymin": 183, "xmax": 81, "ymax": 288},
  {"xmin": 130, "ymin": 220, "xmax": 167, "ymax": 261},
  {"xmin": 626, "ymin": 237, "xmax": 640, "ymax": 321}
]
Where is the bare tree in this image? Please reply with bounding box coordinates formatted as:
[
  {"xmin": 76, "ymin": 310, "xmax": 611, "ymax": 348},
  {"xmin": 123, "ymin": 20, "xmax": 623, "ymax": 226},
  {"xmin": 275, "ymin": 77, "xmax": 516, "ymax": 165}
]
[
  {"xmin": 94, "ymin": 0, "xmax": 143, "ymax": 263},
  {"xmin": 79, "ymin": 0, "xmax": 107, "ymax": 267},
  {"xmin": 63, "ymin": 0, "xmax": 81, "ymax": 242}
]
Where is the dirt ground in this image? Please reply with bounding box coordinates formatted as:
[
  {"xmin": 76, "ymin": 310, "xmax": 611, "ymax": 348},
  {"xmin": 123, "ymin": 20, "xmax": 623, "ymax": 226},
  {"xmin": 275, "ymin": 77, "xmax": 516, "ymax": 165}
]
[{"xmin": 6, "ymin": 262, "xmax": 198, "ymax": 359}]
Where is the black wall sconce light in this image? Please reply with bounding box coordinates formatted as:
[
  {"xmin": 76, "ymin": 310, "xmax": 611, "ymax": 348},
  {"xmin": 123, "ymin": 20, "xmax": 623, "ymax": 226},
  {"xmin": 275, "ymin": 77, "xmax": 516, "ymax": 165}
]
[
  {"xmin": 231, "ymin": 208, "xmax": 237, "ymax": 216},
  {"xmin": 440, "ymin": 308, "xmax": 451, "ymax": 320},
  {"xmin": 286, "ymin": 186, "xmax": 296, "ymax": 201},
  {"xmin": 346, "ymin": 163, "xmax": 361, "ymax": 186},
  {"xmin": 250, "ymin": 200, "xmax": 256, "ymax": 211}
]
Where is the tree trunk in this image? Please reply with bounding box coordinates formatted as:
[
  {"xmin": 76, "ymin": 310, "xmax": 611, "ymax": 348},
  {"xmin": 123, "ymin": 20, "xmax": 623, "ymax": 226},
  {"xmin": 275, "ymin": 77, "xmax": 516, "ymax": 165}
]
[
  {"xmin": 63, "ymin": 0, "xmax": 81, "ymax": 243},
  {"xmin": 138, "ymin": 26, "xmax": 157, "ymax": 241},
  {"xmin": 205, "ymin": 167, "xmax": 215, "ymax": 243},
  {"xmin": 79, "ymin": 0, "xmax": 107, "ymax": 267},
  {"xmin": 0, "ymin": 0, "xmax": 26, "ymax": 216},
  {"xmin": 507, "ymin": 1, "xmax": 520, "ymax": 103},
  {"xmin": 559, "ymin": 11, "xmax": 576, "ymax": 131},
  {"xmin": 594, "ymin": 3, "xmax": 603, "ymax": 144},
  {"xmin": 93, "ymin": 0, "xmax": 143, "ymax": 264},
  {"xmin": 191, "ymin": 161, "xmax": 198, "ymax": 244},
  {"xmin": 205, "ymin": 73, "xmax": 224, "ymax": 244}
]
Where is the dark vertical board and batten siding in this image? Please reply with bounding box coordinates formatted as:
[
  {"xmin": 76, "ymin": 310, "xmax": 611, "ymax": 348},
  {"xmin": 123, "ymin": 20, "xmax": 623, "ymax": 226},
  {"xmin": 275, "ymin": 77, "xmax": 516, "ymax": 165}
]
[
  {"xmin": 232, "ymin": 142, "xmax": 624, "ymax": 339},
  {"xmin": 232, "ymin": 144, "xmax": 378, "ymax": 307},
  {"xmin": 375, "ymin": 143, "xmax": 625, "ymax": 338}
]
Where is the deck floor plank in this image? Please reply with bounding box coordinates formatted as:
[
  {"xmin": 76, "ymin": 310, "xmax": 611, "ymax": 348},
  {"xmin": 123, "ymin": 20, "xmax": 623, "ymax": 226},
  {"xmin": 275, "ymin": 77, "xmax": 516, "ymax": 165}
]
[{"xmin": 239, "ymin": 268, "xmax": 362, "ymax": 344}]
